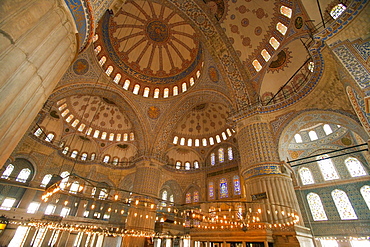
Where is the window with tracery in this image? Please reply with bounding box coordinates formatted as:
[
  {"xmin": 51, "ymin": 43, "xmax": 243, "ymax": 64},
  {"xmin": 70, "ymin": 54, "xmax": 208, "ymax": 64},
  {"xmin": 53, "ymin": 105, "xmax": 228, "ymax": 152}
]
[
  {"xmin": 360, "ymin": 185, "xmax": 370, "ymax": 210},
  {"xmin": 332, "ymin": 189, "xmax": 357, "ymax": 220},
  {"xmin": 330, "ymin": 4, "xmax": 346, "ymax": 19},
  {"xmin": 193, "ymin": 191, "xmax": 199, "ymax": 202},
  {"xmin": 317, "ymin": 155, "xmax": 339, "ymax": 180},
  {"xmin": 1, "ymin": 164, "xmax": 14, "ymax": 179},
  {"xmin": 233, "ymin": 175, "xmax": 241, "ymax": 195},
  {"xmin": 218, "ymin": 148, "xmax": 224, "ymax": 163},
  {"xmin": 211, "ymin": 153, "xmax": 215, "ymax": 166},
  {"xmin": 16, "ymin": 168, "xmax": 31, "ymax": 183},
  {"xmin": 299, "ymin": 167, "xmax": 315, "ymax": 185},
  {"xmin": 345, "ymin": 157, "xmax": 366, "ymax": 177},
  {"xmin": 228, "ymin": 147, "xmax": 233, "ymax": 160},
  {"xmin": 186, "ymin": 193, "xmax": 191, "ymax": 203},
  {"xmin": 307, "ymin": 192, "xmax": 328, "ymax": 221},
  {"xmin": 220, "ymin": 178, "xmax": 228, "ymax": 198},
  {"xmin": 209, "ymin": 182, "xmax": 214, "ymax": 199}
]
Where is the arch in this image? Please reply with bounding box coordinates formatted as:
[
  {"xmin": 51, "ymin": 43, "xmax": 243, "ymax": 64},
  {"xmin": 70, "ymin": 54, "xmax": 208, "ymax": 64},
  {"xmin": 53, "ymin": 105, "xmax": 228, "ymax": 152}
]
[
  {"xmin": 278, "ymin": 110, "xmax": 368, "ymax": 160},
  {"xmin": 298, "ymin": 167, "xmax": 315, "ymax": 185},
  {"xmin": 344, "ymin": 157, "xmax": 366, "ymax": 177}
]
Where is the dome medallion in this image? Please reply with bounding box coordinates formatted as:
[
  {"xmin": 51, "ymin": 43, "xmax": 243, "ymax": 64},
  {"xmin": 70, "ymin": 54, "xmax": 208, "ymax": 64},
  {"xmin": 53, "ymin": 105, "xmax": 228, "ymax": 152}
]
[{"xmin": 95, "ymin": 0, "xmax": 203, "ymax": 98}]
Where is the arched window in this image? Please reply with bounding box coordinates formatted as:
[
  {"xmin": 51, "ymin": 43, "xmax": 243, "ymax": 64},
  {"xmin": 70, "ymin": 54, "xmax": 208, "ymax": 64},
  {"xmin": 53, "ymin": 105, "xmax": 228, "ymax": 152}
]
[
  {"xmin": 45, "ymin": 133, "xmax": 54, "ymax": 142},
  {"xmin": 173, "ymin": 86, "xmax": 178, "ymax": 96},
  {"xmin": 195, "ymin": 139, "xmax": 200, "ymax": 147},
  {"xmin": 81, "ymin": 153, "xmax": 88, "ymax": 161},
  {"xmin": 220, "ymin": 178, "xmax": 228, "ymax": 198},
  {"xmin": 66, "ymin": 114, "xmax": 74, "ymax": 123},
  {"xmin": 85, "ymin": 127, "xmax": 92, "ymax": 135},
  {"xmin": 109, "ymin": 133, "xmax": 114, "ymax": 141},
  {"xmin": 101, "ymin": 132, "xmax": 107, "ymax": 140},
  {"xmin": 331, "ymin": 189, "xmax": 357, "ymax": 220},
  {"xmin": 143, "ymin": 87, "xmax": 150, "ymax": 97},
  {"xmin": 99, "ymin": 56, "xmax": 106, "ymax": 66},
  {"xmin": 261, "ymin": 49, "xmax": 271, "ymax": 62},
  {"xmin": 330, "ymin": 4, "xmax": 346, "ymax": 19},
  {"xmin": 163, "ymin": 88, "xmax": 169, "ymax": 98},
  {"xmin": 216, "ymin": 135, "xmax": 221, "ymax": 143},
  {"xmin": 62, "ymin": 146, "xmax": 69, "ymax": 155},
  {"xmin": 123, "ymin": 79, "xmax": 130, "ymax": 90},
  {"xmin": 323, "ymin": 124, "xmax": 332, "ymax": 135},
  {"xmin": 276, "ymin": 22, "xmax": 287, "ymax": 35},
  {"xmin": 169, "ymin": 194, "xmax": 174, "ymax": 203},
  {"xmin": 226, "ymin": 129, "xmax": 232, "ymax": 136},
  {"xmin": 196, "ymin": 70, "xmax": 201, "ymax": 78},
  {"xmin": 280, "ymin": 6, "xmax": 292, "ymax": 18},
  {"xmin": 193, "ymin": 191, "xmax": 199, "ymax": 202},
  {"xmin": 99, "ymin": 189, "xmax": 108, "ymax": 200},
  {"xmin": 94, "ymin": 45, "xmax": 101, "ymax": 54},
  {"xmin": 34, "ymin": 127, "xmax": 43, "ymax": 137},
  {"xmin": 123, "ymin": 133, "xmax": 128, "ymax": 141},
  {"xmin": 176, "ymin": 161, "xmax": 181, "ymax": 169},
  {"xmin": 186, "ymin": 193, "xmax": 191, "ymax": 203},
  {"xmin": 299, "ymin": 167, "xmax": 315, "ymax": 185},
  {"xmin": 210, "ymin": 153, "xmax": 215, "ymax": 166},
  {"xmin": 93, "ymin": 130, "xmax": 100, "ymax": 138},
  {"xmin": 209, "ymin": 137, "xmax": 214, "ymax": 146},
  {"xmin": 345, "ymin": 157, "xmax": 366, "ymax": 177},
  {"xmin": 308, "ymin": 130, "xmax": 318, "ymax": 141},
  {"xmin": 202, "ymin": 138, "xmax": 207, "ymax": 146},
  {"xmin": 71, "ymin": 119, "xmax": 79, "ymax": 128},
  {"xmin": 180, "ymin": 137, "xmax": 185, "ymax": 146},
  {"xmin": 130, "ymin": 132, "xmax": 135, "ymax": 141},
  {"xmin": 103, "ymin": 155, "xmax": 110, "ymax": 163},
  {"xmin": 92, "ymin": 34, "xmax": 98, "ymax": 42},
  {"xmin": 16, "ymin": 168, "xmax": 31, "ymax": 183},
  {"xmin": 116, "ymin": 134, "xmax": 121, "ymax": 141},
  {"xmin": 71, "ymin": 150, "xmax": 78, "ymax": 159},
  {"xmin": 182, "ymin": 82, "xmax": 187, "ymax": 92},
  {"xmin": 252, "ymin": 59, "xmax": 262, "ymax": 72},
  {"xmin": 308, "ymin": 61, "xmax": 315, "ymax": 72},
  {"xmin": 185, "ymin": 162, "xmax": 191, "ymax": 170},
  {"xmin": 228, "ymin": 147, "xmax": 233, "ymax": 160},
  {"xmin": 294, "ymin": 134, "xmax": 302, "ymax": 143},
  {"xmin": 317, "ymin": 155, "xmax": 339, "ymax": 180},
  {"xmin": 91, "ymin": 153, "xmax": 96, "ymax": 160},
  {"xmin": 113, "ymin": 73, "xmax": 121, "ymax": 84},
  {"xmin": 162, "ymin": 190, "xmax": 168, "ymax": 201},
  {"xmin": 1, "ymin": 164, "xmax": 14, "ymax": 179},
  {"xmin": 209, "ymin": 182, "xmax": 214, "ymax": 199},
  {"xmin": 360, "ymin": 185, "xmax": 370, "ymax": 210},
  {"xmin": 60, "ymin": 171, "xmax": 70, "ymax": 189},
  {"xmin": 154, "ymin": 88, "xmax": 160, "ymax": 98},
  {"xmin": 40, "ymin": 174, "xmax": 52, "ymax": 187},
  {"xmin": 222, "ymin": 132, "xmax": 227, "ymax": 140},
  {"xmin": 105, "ymin": 66, "xmax": 113, "ymax": 76},
  {"xmin": 69, "ymin": 181, "xmax": 79, "ymax": 194},
  {"xmin": 187, "ymin": 138, "xmax": 192, "ymax": 146},
  {"xmin": 218, "ymin": 148, "xmax": 224, "ymax": 163},
  {"xmin": 307, "ymin": 193, "xmax": 328, "ymax": 221},
  {"xmin": 189, "ymin": 77, "xmax": 195, "ymax": 86},
  {"xmin": 61, "ymin": 109, "xmax": 69, "ymax": 117},
  {"xmin": 133, "ymin": 84, "xmax": 140, "ymax": 94},
  {"xmin": 194, "ymin": 161, "xmax": 199, "ymax": 169},
  {"xmin": 233, "ymin": 175, "xmax": 241, "ymax": 195},
  {"xmin": 173, "ymin": 136, "xmax": 179, "ymax": 144},
  {"xmin": 269, "ymin": 37, "xmax": 280, "ymax": 50},
  {"xmin": 112, "ymin": 157, "xmax": 119, "ymax": 165},
  {"xmin": 78, "ymin": 124, "xmax": 85, "ymax": 132}
]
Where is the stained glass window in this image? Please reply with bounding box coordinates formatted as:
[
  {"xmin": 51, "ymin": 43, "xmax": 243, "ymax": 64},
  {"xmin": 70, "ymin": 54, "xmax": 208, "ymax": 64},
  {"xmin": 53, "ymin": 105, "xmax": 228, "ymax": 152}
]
[
  {"xmin": 173, "ymin": 86, "xmax": 178, "ymax": 96},
  {"xmin": 331, "ymin": 189, "xmax": 357, "ymax": 220},
  {"xmin": 193, "ymin": 191, "xmax": 199, "ymax": 202},
  {"xmin": 186, "ymin": 193, "xmax": 191, "ymax": 203},
  {"xmin": 209, "ymin": 182, "xmax": 214, "ymax": 199},
  {"xmin": 360, "ymin": 185, "xmax": 370, "ymax": 210},
  {"xmin": 317, "ymin": 155, "xmax": 339, "ymax": 180},
  {"xmin": 220, "ymin": 178, "xmax": 228, "ymax": 198},
  {"xmin": 40, "ymin": 174, "xmax": 52, "ymax": 187},
  {"xmin": 323, "ymin": 124, "xmax": 332, "ymax": 135},
  {"xmin": 16, "ymin": 168, "xmax": 31, "ymax": 183},
  {"xmin": 211, "ymin": 153, "xmax": 215, "ymax": 166},
  {"xmin": 218, "ymin": 148, "xmax": 224, "ymax": 163},
  {"xmin": 233, "ymin": 175, "xmax": 241, "ymax": 195},
  {"xmin": 123, "ymin": 79, "xmax": 130, "ymax": 90},
  {"xmin": 182, "ymin": 82, "xmax": 187, "ymax": 92},
  {"xmin": 307, "ymin": 192, "xmax": 328, "ymax": 221},
  {"xmin": 330, "ymin": 4, "xmax": 346, "ymax": 19},
  {"xmin": 228, "ymin": 147, "xmax": 233, "ymax": 160},
  {"xmin": 154, "ymin": 88, "xmax": 160, "ymax": 98},
  {"xmin": 299, "ymin": 167, "xmax": 315, "ymax": 185},
  {"xmin": 164, "ymin": 88, "xmax": 169, "ymax": 98},
  {"xmin": 1, "ymin": 164, "xmax": 14, "ymax": 179},
  {"xmin": 345, "ymin": 157, "xmax": 366, "ymax": 177}
]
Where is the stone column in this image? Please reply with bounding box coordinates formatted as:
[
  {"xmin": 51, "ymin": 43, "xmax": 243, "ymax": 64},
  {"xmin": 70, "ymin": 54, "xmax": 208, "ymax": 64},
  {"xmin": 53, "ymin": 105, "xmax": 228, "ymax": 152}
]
[
  {"xmin": 122, "ymin": 160, "xmax": 161, "ymax": 247},
  {"xmin": 0, "ymin": 0, "xmax": 78, "ymax": 165},
  {"xmin": 236, "ymin": 114, "xmax": 302, "ymax": 247}
]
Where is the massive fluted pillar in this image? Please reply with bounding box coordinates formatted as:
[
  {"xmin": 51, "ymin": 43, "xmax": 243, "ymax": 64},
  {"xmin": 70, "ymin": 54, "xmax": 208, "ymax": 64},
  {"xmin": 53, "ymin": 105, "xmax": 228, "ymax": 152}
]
[
  {"xmin": 0, "ymin": 0, "xmax": 78, "ymax": 165},
  {"xmin": 236, "ymin": 114, "xmax": 304, "ymax": 247}
]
